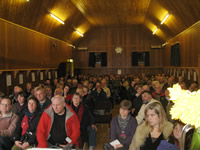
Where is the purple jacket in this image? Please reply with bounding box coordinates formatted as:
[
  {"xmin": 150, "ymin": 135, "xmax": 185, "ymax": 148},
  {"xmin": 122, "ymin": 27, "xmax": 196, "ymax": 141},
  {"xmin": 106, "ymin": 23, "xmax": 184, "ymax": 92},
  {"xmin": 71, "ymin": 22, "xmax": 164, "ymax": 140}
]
[{"xmin": 110, "ymin": 115, "xmax": 138, "ymax": 149}]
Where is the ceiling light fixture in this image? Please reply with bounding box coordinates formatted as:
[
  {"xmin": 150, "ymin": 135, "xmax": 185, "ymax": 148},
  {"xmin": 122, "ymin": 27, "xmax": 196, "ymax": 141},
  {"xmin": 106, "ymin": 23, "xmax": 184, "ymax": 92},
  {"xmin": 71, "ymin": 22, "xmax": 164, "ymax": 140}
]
[
  {"xmin": 153, "ymin": 28, "xmax": 158, "ymax": 35},
  {"xmin": 49, "ymin": 13, "xmax": 64, "ymax": 24},
  {"xmin": 75, "ymin": 30, "xmax": 84, "ymax": 37},
  {"xmin": 161, "ymin": 13, "xmax": 170, "ymax": 25}
]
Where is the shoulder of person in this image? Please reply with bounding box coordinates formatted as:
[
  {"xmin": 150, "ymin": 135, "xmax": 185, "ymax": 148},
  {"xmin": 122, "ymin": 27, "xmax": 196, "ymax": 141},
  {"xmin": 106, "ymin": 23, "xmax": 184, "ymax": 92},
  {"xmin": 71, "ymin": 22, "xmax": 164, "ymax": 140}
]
[{"xmin": 163, "ymin": 121, "xmax": 173, "ymax": 139}]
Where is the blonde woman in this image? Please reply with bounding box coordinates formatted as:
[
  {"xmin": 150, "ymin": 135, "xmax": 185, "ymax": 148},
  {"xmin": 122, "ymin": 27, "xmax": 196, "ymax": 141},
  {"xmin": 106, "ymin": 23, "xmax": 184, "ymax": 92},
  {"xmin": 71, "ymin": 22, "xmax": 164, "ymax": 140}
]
[{"xmin": 129, "ymin": 102, "xmax": 173, "ymax": 150}]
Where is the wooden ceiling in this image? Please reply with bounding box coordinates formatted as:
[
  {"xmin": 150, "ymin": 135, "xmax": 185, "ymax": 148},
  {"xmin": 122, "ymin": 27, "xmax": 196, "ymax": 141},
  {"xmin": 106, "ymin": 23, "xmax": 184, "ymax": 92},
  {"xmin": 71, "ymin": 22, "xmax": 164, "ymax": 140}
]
[{"xmin": 1, "ymin": 0, "xmax": 200, "ymax": 43}]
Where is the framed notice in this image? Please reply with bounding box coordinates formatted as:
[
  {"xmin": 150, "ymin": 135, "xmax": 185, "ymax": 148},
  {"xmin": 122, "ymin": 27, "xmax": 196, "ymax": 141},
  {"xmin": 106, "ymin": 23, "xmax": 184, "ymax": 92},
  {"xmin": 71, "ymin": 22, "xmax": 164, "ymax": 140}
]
[
  {"xmin": 182, "ymin": 70, "xmax": 184, "ymax": 77},
  {"xmin": 31, "ymin": 72, "xmax": 35, "ymax": 82},
  {"xmin": 177, "ymin": 70, "xmax": 179, "ymax": 78},
  {"xmin": 194, "ymin": 72, "xmax": 197, "ymax": 81},
  {"xmin": 173, "ymin": 69, "xmax": 176, "ymax": 76},
  {"xmin": 40, "ymin": 72, "xmax": 44, "ymax": 81},
  {"xmin": 48, "ymin": 72, "xmax": 51, "ymax": 79},
  {"xmin": 117, "ymin": 69, "xmax": 122, "ymax": 75},
  {"xmin": 6, "ymin": 75, "xmax": 12, "ymax": 86},
  {"xmin": 55, "ymin": 71, "xmax": 58, "ymax": 78},
  {"xmin": 188, "ymin": 71, "xmax": 190, "ymax": 80},
  {"xmin": 19, "ymin": 74, "xmax": 23, "ymax": 84}
]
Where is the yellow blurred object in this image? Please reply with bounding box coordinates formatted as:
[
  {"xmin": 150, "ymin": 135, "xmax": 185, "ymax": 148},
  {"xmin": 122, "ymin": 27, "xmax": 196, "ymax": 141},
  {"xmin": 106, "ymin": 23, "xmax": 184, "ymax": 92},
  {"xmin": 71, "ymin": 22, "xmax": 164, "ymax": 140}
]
[{"xmin": 168, "ymin": 84, "xmax": 200, "ymax": 128}]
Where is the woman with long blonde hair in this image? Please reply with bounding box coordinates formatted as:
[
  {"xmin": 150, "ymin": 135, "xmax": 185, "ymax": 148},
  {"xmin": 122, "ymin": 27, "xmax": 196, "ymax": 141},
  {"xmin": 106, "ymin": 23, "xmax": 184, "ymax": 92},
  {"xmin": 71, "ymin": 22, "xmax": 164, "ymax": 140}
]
[{"xmin": 129, "ymin": 102, "xmax": 173, "ymax": 150}]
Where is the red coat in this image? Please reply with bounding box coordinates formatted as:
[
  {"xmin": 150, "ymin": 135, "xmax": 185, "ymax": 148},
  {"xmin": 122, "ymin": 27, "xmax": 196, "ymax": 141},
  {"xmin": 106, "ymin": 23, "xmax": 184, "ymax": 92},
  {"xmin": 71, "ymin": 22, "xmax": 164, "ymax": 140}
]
[{"xmin": 37, "ymin": 103, "xmax": 80, "ymax": 148}]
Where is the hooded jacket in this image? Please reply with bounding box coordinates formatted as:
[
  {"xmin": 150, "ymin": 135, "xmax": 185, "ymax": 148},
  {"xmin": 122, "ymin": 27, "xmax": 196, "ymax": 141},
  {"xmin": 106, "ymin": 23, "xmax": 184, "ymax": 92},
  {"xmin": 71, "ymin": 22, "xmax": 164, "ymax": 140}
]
[
  {"xmin": 37, "ymin": 103, "xmax": 80, "ymax": 148},
  {"xmin": 129, "ymin": 121, "xmax": 173, "ymax": 150}
]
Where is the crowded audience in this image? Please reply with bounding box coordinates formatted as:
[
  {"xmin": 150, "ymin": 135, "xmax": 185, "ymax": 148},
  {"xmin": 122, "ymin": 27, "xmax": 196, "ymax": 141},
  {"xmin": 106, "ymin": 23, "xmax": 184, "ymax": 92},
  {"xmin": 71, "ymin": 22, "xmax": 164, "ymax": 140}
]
[{"xmin": 0, "ymin": 73, "xmax": 197, "ymax": 149}]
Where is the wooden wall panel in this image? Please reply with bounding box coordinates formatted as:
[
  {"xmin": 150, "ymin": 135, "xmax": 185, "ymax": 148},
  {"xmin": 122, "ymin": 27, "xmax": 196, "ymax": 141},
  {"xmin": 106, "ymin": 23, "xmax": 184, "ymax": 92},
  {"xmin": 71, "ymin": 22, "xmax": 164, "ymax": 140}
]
[
  {"xmin": 0, "ymin": 19, "xmax": 72, "ymax": 70},
  {"xmin": 163, "ymin": 21, "xmax": 200, "ymax": 67},
  {"xmin": 74, "ymin": 25, "xmax": 163, "ymax": 75}
]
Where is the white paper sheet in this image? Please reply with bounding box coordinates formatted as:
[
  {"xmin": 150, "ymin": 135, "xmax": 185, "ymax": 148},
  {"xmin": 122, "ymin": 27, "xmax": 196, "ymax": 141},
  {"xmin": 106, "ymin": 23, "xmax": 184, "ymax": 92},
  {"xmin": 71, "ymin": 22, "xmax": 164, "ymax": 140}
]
[
  {"xmin": 6, "ymin": 75, "xmax": 12, "ymax": 86},
  {"xmin": 194, "ymin": 72, "xmax": 197, "ymax": 81},
  {"xmin": 40, "ymin": 72, "xmax": 44, "ymax": 81},
  {"xmin": 19, "ymin": 74, "xmax": 23, "ymax": 84},
  {"xmin": 117, "ymin": 69, "xmax": 122, "ymax": 75},
  {"xmin": 31, "ymin": 72, "xmax": 35, "ymax": 82},
  {"xmin": 110, "ymin": 139, "xmax": 121, "ymax": 147},
  {"xmin": 48, "ymin": 72, "xmax": 51, "ymax": 79}
]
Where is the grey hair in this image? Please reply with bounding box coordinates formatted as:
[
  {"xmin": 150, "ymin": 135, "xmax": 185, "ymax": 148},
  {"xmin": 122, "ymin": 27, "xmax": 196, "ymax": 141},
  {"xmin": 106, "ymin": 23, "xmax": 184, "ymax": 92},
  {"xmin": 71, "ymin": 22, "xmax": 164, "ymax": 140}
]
[{"xmin": 51, "ymin": 95, "xmax": 65, "ymax": 103}]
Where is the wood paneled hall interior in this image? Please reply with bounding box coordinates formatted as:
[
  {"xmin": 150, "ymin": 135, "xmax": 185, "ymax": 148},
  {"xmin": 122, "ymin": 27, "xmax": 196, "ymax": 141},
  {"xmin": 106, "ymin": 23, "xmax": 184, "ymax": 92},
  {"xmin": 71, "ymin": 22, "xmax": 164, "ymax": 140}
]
[{"xmin": 1, "ymin": 0, "xmax": 200, "ymax": 150}]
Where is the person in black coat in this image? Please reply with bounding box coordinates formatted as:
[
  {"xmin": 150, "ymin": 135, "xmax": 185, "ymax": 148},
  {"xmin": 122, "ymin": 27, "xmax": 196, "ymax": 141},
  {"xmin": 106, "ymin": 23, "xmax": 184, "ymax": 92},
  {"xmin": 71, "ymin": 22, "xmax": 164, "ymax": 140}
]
[{"xmin": 12, "ymin": 96, "xmax": 41, "ymax": 149}]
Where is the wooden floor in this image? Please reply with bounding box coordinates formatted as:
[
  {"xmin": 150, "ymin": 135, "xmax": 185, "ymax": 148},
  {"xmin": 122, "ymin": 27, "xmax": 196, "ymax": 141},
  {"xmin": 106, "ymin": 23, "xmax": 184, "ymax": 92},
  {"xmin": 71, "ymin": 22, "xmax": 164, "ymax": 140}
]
[{"xmin": 84, "ymin": 104, "xmax": 119, "ymax": 150}]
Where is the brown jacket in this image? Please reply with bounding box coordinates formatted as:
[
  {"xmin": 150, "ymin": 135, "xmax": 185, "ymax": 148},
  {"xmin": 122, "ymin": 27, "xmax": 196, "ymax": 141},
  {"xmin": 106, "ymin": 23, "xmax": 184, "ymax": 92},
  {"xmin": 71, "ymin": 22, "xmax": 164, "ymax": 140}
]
[{"xmin": 0, "ymin": 112, "xmax": 18, "ymax": 136}]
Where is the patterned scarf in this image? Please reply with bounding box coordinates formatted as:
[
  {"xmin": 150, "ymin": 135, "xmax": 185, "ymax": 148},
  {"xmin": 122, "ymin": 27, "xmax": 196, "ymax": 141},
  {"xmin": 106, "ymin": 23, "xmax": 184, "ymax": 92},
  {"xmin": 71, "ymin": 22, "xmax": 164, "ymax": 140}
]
[{"xmin": 118, "ymin": 114, "xmax": 131, "ymax": 130}]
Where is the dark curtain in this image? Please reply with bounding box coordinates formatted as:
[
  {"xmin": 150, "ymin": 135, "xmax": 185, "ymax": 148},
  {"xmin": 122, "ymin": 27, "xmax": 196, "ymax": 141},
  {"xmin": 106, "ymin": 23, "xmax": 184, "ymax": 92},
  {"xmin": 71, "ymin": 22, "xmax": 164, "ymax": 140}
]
[
  {"xmin": 145, "ymin": 52, "xmax": 150, "ymax": 66},
  {"xmin": 101, "ymin": 52, "xmax": 107, "ymax": 67},
  {"xmin": 170, "ymin": 43, "xmax": 180, "ymax": 66},
  {"xmin": 89, "ymin": 52, "xmax": 96, "ymax": 67},
  {"xmin": 132, "ymin": 52, "xmax": 138, "ymax": 66}
]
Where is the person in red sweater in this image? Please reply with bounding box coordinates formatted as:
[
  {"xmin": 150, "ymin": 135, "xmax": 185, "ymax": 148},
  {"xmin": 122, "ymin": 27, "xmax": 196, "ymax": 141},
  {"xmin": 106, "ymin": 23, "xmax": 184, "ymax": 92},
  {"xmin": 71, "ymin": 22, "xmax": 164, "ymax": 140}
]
[{"xmin": 36, "ymin": 95, "xmax": 80, "ymax": 148}]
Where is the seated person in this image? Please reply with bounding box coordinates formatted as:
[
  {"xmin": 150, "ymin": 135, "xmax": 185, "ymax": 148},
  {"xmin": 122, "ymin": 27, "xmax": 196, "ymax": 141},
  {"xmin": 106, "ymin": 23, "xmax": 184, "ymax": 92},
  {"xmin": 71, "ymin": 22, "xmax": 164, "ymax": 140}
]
[
  {"xmin": 0, "ymin": 97, "xmax": 18, "ymax": 150},
  {"xmin": 168, "ymin": 120, "xmax": 185, "ymax": 149},
  {"xmin": 36, "ymin": 95, "xmax": 80, "ymax": 148},
  {"xmin": 12, "ymin": 96, "xmax": 41, "ymax": 150},
  {"xmin": 70, "ymin": 93, "xmax": 97, "ymax": 150},
  {"xmin": 129, "ymin": 102, "xmax": 173, "ymax": 150},
  {"xmin": 12, "ymin": 91, "xmax": 27, "ymax": 116},
  {"xmin": 110, "ymin": 100, "xmax": 137, "ymax": 150}
]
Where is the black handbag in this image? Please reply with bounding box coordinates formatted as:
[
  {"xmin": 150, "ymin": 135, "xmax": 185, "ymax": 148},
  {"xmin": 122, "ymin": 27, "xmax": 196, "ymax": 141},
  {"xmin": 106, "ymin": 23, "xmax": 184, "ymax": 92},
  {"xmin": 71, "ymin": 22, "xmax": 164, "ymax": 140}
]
[{"xmin": 103, "ymin": 142, "xmax": 114, "ymax": 150}]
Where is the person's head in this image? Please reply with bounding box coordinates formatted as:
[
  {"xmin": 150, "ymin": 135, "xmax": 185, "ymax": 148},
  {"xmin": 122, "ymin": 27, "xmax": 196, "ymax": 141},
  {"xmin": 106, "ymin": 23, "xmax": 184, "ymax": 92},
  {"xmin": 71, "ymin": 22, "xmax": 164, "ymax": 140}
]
[
  {"xmin": 141, "ymin": 91, "xmax": 152, "ymax": 104},
  {"xmin": 0, "ymin": 98, "xmax": 12, "ymax": 115},
  {"xmin": 180, "ymin": 82, "xmax": 187, "ymax": 90},
  {"xmin": 165, "ymin": 89, "xmax": 170, "ymax": 98},
  {"xmin": 45, "ymin": 79, "xmax": 51, "ymax": 85},
  {"xmin": 131, "ymin": 81, "xmax": 136, "ymax": 88},
  {"xmin": 17, "ymin": 91, "xmax": 26, "ymax": 105},
  {"xmin": 76, "ymin": 88, "xmax": 84, "ymax": 96},
  {"xmin": 26, "ymin": 83, "xmax": 32, "ymax": 91},
  {"xmin": 72, "ymin": 93, "xmax": 82, "ymax": 107},
  {"xmin": 159, "ymin": 76, "xmax": 165, "ymax": 84},
  {"xmin": 51, "ymin": 95, "xmax": 65, "ymax": 115},
  {"xmin": 27, "ymin": 96, "xmax": 39, "ymax": 113},
  {"xmin": 145, "ymin": 102, "xmax": 167, "ymax": 131},
  {"xmin": 83, "ymin": 80, "xmax": 89, "ymax": 87},
  {"xmin": 134, "ymin": 77, "xmax": 140, "ymax": 84},
  {"xmin": 154, "ymin": 83, "xmax": 162, "ymax": 94},
  {"xmin": 54, "ymin": 88, "xmax": 63, "ymax": 96},
  {"xmin": 34, "ymin": 86, "xmax": 46, "ymax": 102},
  {"xmin": 89, "ymin": 82, "xmax": 94, "ymax": 89},
  {"xmin": 63, "ymin": 85, "xmax": 70, "ymax": 94},
  {"xmin": 142, "ymin": 85, "xmax": 150, "ymax": 92},
  {"xmin": 72, "ymin": 79, "xmax": 78, "ymax": 87},
  {"xmin": 173, "ymin": 120, "xmax": 184, "ymax": 142},
  {"xmin": 83, "ymin": 86, "xmax": 89, "ymax": 96},
  {"xmin": 101, "ymin": 78, "xmax": 107, "ymax": 87},
  {"xmin": 168, "ymin": 77, "xmax": 173, "ymax": 85},
  {"xmin": 189, "ymin": 82, "xmax": 198, "ymax": 92},
  {"xmin": 53, "ymin": 79, "xmax": 58, "ymax": 85},
  {"xmin": 119, "ymin": 100, "xmax": 131, "ymax": 119},
  {"xmin": 95, "ymin": 81, "xmax": 101, "ymax": 89},
  {"xmin": 136, "ymin": 85, "xmax": 142, "ymax": 95},
  {"xmin": 14, "ymin": 86, "xmax": 23, "ymax": 97},
  {"xmin": 45, "ymin": 86, "xmax": 52, "ymax": 97},
  {"xmin": 178, "ymin": 76, "xmax": 184, "ymax": 83}
]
